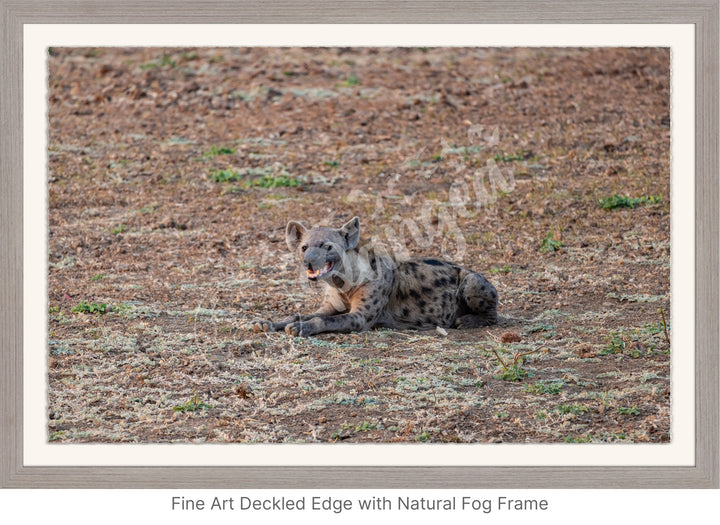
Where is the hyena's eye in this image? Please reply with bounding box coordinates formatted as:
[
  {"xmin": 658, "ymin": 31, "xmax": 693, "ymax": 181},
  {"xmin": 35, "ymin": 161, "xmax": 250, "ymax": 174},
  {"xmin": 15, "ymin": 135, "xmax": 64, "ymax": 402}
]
[
  {"xmin": 325, "ymin": 244, "xmax": 332, "ymax": 251},
  {"xmin": 301, "ymin": 244, "xmax": 308, "ymax": 252}
]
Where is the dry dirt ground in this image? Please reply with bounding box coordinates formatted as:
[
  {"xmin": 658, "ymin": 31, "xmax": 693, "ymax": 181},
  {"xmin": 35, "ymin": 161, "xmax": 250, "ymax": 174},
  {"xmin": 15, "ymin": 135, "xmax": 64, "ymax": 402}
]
[{"xmin": 47, "ymin": 47, "xmax": 671, "ymax": 444}]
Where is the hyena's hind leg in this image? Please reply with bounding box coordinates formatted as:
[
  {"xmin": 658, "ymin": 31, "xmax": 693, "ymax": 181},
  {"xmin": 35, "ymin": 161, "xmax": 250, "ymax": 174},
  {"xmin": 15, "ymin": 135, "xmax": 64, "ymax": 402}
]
[{"xmin": 454, "ymin": 271, "xmax": 498, "ymax": 328}]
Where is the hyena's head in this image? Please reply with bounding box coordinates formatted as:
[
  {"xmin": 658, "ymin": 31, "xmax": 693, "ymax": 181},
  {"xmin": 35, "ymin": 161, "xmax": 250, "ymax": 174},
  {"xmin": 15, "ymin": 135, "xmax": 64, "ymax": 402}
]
[{"xmin": 286, "ymin": 216, "xmax": 360, "ymax": 282}]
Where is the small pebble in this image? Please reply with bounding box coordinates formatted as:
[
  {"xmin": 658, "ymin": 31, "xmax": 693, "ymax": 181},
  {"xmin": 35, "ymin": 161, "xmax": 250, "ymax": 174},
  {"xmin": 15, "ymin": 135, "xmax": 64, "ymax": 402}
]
[{"xmin": 501, "ymin": 332, "xmax": 521, "ymax": 343}]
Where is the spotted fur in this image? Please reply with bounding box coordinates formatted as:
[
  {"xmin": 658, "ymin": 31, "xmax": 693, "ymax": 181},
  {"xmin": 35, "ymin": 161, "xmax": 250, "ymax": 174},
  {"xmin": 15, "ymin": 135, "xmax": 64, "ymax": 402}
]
[{"xmin": 251, "ymin": 217, "xmax": 498, "ymax": 337}]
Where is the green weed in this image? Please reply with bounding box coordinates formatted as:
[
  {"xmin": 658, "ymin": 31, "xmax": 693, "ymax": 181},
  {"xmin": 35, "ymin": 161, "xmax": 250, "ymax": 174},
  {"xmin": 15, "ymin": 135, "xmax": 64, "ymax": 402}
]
[
  {"xmin": 211, "ymin": 168, "xmax": 301, "ymax": 189},
  {"xmin": 71, "ymin": 301, "xmax": 109, "ymax": 315},
  {"xmin": 598, "ymin": 194, "xmax": 662, "ymax": 210},
  {"xmin": 353, "ymin": 421, "xmax": 378, "ymax": 432},
  {"xmin": 140, "ymin": 54, "xmax": 177, "ymax": 70},
  {"xmin": 203, "ymin": 145, "xmax": 236, "ymax": 158},
  {"xmin": 616, "ymin": 406, "xmax": 640, "ymax": 416},
  {"xmin": 642, "ymin": 322, "xmax": 665, "ymax": 335},
  {"xmin": 111, "ymin": 303, "xmax": 133, "ymax": 314},
  {"xmin": 540, "ymin": 230, "xmax": 563, "ymax": 253},
  {"xmin": 173, "ymin": 392, "xmax": 211, "ymax": 413},
  {"xmin": 601, "ymin": 332, "xmax": 627, "ymax": 355},
  {"xmin": 557, "ymin": 404, "xmax": 589, "ymax": 415},
  {"xmin": 525, "ymin": 381, "xmax": 564, "ymax": 395},
  {"xmin": 160, "ymin": 55, "xmax": 177, "ymax": 67},
  {"xmin": 50, "ymin": 346, "xmax": 75, "ymax": 356},
  {"xmin": 494, "ymin": 365, "xmax": 531, "ymax": 382},
  {"xmin": 211, "ymin": 169, "xmax": 243, "ymax": 183},
  {"xmin": 342, "ymin": 74, "xmax": 361, "ymax": 86},
  {"xmin": 526, "ymin": 323, "xmax": 555, "ymax": 334},
  {"xmin": 248, "ymin": 175, "xmax": 302, "ymax": 188},
  {"xmin": 491, "ymin": 345, "xmax": 543, "ymax": 382}
]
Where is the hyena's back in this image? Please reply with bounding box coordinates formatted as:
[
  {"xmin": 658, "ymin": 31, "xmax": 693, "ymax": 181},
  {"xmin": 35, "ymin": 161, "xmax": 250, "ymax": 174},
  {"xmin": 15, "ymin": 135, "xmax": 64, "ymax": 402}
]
[{"xmin": 383, "ymin": 258, "xmax": 497, "ymax": 330}]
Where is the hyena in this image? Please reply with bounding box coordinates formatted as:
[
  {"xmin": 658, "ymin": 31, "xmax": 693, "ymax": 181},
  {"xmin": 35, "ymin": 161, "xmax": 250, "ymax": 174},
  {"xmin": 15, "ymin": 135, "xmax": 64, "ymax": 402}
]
[{"xmin": 251, "ymin": 217, "xmax": 497, "ymax": 337}]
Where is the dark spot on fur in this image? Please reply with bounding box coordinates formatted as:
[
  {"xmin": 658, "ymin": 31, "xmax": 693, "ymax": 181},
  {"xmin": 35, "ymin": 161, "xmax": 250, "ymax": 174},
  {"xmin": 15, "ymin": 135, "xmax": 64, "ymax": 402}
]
[
  {"xmin": 434, "ymin": 278, "xmax": 447, "ymax": 287},
  {"xmin": 423, "ymin": 259, "xmax": 444, "ymax": 266},
  {"xmin": 491, "ymin": 290, "xmax": 497, "ymax": 299},
  {"xmin": 421, "ymin": 286, "xmax": 432, "ymax": 295},
  {"xmin": 409, "ymin": 289, "xmax": 420, "ymax": 299},
  {"xmin": 418, "ymin": 300, "xmax": 427, "ymax": 308},
  {"xmin": 415, "ymin": 320, "xmax": 423, "ymax": 327},
  {"xmin": 396, "ymin": 289, "xmax": 407, "ymax": 301},
  {"xmin": 448, "ymin": 276, "xmax": 456, "ymax": 285},
  {"xmin": 402, "ymin": 307, "xmax": 409, "ymax": 317},
  {"xmin": 373, "ymin": 298, "xmax": 379, "ymax": 305},
  {"xmin": 480, "ymin": 284, "xmax": 486, "ymax": 291}
]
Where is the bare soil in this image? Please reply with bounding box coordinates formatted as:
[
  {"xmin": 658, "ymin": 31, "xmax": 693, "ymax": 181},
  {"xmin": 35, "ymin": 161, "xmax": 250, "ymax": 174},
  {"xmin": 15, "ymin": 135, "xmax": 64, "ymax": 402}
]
[{"xmin": 48, "ymin": 47, "xmax": 671, "ymax": 444}]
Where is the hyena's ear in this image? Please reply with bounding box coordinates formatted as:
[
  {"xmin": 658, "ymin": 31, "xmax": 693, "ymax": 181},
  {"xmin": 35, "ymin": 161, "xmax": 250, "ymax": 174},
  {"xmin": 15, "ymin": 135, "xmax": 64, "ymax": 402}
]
[
  {"xmin": 339, "ymin": 216, "xmax": 360, "ymax": 250},
  {"xmin": 286, "ymin": 220, "xmax": 307, "ymax": 252}
]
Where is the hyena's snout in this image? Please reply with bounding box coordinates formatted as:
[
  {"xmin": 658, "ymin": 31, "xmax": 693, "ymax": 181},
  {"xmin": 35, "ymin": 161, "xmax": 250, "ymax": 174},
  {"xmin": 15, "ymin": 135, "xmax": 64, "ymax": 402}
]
[
  {"xmin": 303, "ymin": 247, "xmax": 336, "ymax": 281},
  {"xmin": 302, "ymin": 247, "xmax": 323, "ymax": 270}
]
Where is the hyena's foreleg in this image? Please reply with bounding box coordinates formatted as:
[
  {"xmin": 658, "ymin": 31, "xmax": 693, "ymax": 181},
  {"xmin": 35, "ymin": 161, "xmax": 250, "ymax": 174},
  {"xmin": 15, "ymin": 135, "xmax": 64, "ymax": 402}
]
[
  {"xmin": 283, "ymin": 311, "xmax": 372, "ymax": 337},
  {"xmin": 284, "ymin": 288, "xmax": 386, "ymax": 337},
  {"xmin": 251, "ymin": 301, "xmax": 341, "ymax": 334}
]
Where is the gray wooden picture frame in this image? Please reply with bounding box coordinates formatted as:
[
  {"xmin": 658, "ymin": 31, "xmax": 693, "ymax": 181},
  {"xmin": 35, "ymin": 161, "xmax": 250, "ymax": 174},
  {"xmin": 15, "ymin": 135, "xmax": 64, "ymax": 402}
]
[{"xmin": 1, "ymin": 0, "xmax": 717, "ymax": 489}]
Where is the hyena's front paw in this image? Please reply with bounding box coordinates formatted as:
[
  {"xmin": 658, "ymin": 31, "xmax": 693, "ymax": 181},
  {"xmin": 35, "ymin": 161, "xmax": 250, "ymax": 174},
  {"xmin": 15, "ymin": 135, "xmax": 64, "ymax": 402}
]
[
  {"xmin": 250, "ymin": 320, "xmax": 277, "ymax": 333},
  {"xmin": 285, "ymin": 320, "xmax": 317, "ymax": 337}
]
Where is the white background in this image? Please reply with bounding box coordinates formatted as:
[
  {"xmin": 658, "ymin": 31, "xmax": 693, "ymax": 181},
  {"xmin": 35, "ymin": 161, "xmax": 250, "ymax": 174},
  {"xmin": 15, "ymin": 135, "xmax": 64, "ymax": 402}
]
[{"xmin": 1, "ymin": 489, "xmax": 718, "ymax": 524}]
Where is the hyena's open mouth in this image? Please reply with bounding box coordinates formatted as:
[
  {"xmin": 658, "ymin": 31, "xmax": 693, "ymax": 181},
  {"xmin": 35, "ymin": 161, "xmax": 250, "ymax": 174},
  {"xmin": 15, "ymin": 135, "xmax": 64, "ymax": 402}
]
[{"xmin": 307, "ymin": 261, "xmax": 334, "ymax": 280}]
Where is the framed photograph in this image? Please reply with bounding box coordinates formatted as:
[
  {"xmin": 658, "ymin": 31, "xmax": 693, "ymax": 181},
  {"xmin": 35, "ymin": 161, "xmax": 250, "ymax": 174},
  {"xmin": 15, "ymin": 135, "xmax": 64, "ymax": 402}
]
[{"xmin": 1, "ymin": 1, "xmax": 717, "ymax": 489}]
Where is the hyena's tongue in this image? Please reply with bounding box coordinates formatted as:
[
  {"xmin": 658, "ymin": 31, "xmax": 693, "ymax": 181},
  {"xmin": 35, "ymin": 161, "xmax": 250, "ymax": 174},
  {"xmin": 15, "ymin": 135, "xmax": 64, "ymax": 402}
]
[{"xmin": 307, "ymin": 261, "xmax": 334, "ymax": 279}]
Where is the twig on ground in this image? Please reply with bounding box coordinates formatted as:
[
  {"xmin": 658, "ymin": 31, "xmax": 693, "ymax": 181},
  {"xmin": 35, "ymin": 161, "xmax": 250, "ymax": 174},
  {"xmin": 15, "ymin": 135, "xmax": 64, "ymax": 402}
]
[{"xmin": 658, "ymin": 307, "xmax": 670, "ymax": 346}]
